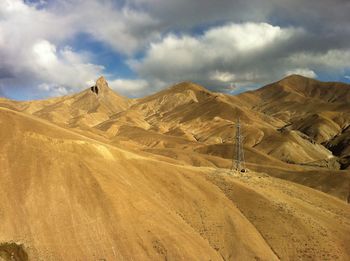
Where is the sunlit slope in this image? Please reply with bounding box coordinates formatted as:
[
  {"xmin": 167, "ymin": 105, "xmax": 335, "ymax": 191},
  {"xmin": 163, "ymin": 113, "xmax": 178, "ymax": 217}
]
[
  {"xmin": 1, "ymin": 104, "xmax": 350, "ymax": 260},
  {"xmin": 239, "ymin": 75, "xmax": 350, "ymax": 116},
  {"xmin": 206, "ymin": 170, "xmax": 350, "ymax": 260},
  {"xmin": 238, "ymin": 75, "xmax": 350, "ymax": 168},
  {"xmin": 104, "ymin": 81, "xmax": 334, "ymax": 165},
  {"xmin": 2, "ymin": 76, "xmax": 345, "ymax": 167},
  {"xmin": 1, "ymin": 75, "xmax": 349, "ymax": 202},
  {"xmin": 0, "ymin": 77, "xmax": 131, "ymax": 129},
  {"xmin": 0, "ymin": 107, "xmax": 279, "ymax": 260},
  {"xmin": 29, "ymin": 77, "xmax": 131, "ymax": 127},
  {"xmin": 144, "ymin": 144, "xmax": 350, "ymax": 201}
]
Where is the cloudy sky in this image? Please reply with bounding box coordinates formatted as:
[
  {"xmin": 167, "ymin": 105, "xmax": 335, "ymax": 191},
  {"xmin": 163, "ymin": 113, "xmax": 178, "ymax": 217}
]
[{"xmin": 0, "ymin": 0, "xmax": 349, "ymax": 99}]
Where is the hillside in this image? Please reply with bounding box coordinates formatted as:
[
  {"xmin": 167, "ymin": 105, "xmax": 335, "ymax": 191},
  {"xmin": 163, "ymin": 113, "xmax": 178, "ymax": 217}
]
[
  {"xmin": 1, "ymin": 75, "xmax": 350, "ymax": 260},
  {"xmin": 2, "ymin": 76, "xmax": 350, "ymax": 193},
  {"xmin": 237, "ymin": 75, "xmax": 350, "ymax": 169},
  {"xmin": 1, "ymin": 107, "xmax": 350, "ymax": 260},
  {"xmin": 0, "ymin": 77, "xmax": 131, "ymax": 128}
]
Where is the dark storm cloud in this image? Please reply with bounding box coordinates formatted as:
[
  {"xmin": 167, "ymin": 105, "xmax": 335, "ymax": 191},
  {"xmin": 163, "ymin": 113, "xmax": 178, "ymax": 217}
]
[
  {"xmin": 0, "ymin": 67, "xmax": 14, "ymax": 79},
  {"xmin": 128, "ymin": 0, "xmax": 350, "ymax": 33},
  {"xmin": 269, "ymin": 0, "xmax": 350, "ymax": 31},
  {"xmin": 127, "ymin": 0, "xmax": 271, "ymax": 28}
]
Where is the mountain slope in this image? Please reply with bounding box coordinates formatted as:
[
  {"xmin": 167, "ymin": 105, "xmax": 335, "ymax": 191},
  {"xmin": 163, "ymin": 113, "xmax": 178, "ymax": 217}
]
[
  {"xmin": 237, "ymin": 74, "xmax": 350, "ymax": 169},
  {"xmin": 1, "ymin": 107, "xmax": 350, "ymax": 260},
  {"xmin": 1, "ymin": 75, "xmax": 350, "ymax": 260},
  {"xmin": 1, "ymin": 76, "xmax": 348, "ymax": 190},
  {"xmin": 108, "ymin": 81, "xmax": 333, "ymax": 167},
  {"xmin": 31, "ymin": 77, "xmax": 131, "ymax": 127},
  {"xmin": 0, "ymin": 107, "xmax": 279, "ymax": 260}
]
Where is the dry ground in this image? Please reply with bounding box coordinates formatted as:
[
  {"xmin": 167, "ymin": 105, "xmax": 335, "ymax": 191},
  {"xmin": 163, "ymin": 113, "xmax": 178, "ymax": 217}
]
[{"xmin": 0, "ymin": 107, "xmax": 350, "ymax": 260}]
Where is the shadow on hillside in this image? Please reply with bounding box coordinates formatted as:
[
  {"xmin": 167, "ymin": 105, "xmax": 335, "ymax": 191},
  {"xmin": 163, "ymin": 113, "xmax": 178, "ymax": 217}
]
[{"xmin": 0, "ymin": 242, "xmax": 28, "ymax": 261}]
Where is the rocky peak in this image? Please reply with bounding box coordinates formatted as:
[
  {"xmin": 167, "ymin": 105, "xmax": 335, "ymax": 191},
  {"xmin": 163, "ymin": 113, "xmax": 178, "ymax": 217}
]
[
  {"xmin": 96, "ymin": 76, "xmax": 109, "ymax": 89},
  {"xmin": 90, "ymin": 76, "xmax": 110, "ymax": 95}
]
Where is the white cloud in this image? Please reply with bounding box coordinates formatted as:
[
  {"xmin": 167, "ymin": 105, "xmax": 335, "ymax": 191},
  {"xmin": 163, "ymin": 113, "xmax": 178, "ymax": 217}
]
[
  {"xmin": 109, "ymin": 79, "xmax": 149, "ymax": 91},
  {"xmin": 38, "ymin": 83, "xmax": 68, "ymax": 96},
  {"xmin": 204, "ymin": 23, "xmax": 296, "ymax": 53},
  {"xmin": 30, "ymin": 40, "xmax": 104, "ymax": 92},
  {"xmin": 130, "ymin": 22, "xmax": 305, "ymax": 90},
  {"xmin": 210, "ymin": 71, "xmax": 236, "ymax": 83},
  {"xmin": 0, "ymin": 1, "xmax": 108, "ymax": 97},
  {"xmin": 0, "ymin": 0, "xmax": 159, "ymax": 98},
  {"xmin": 32, "ymin": 40, "xmax": 58, "ymax": 67},
  {"xmin": 132, "ymin": 22, "xmax": 301, "ymax": 71},
  {"xmin": 284, "ymin": 68, "xmax": 317, "ymax": 78},
  {"xmin": 127, "ymin": 21, "xmax": 350, "ymax": 94},
  {"xmin": 68, "ymin": 1, "xmax": 160, "ymax": 55},
  {"xmin": 109, "ymin": 78, "xmax": 149, "ymax": 97},
  {"xmin": 287, "ymin": 50, "xmax": 350, "ymax": 71}
]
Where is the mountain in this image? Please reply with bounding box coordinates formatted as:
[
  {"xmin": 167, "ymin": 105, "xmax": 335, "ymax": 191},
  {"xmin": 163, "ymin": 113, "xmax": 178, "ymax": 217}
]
[
  {"xmin": 1, "ymin": 75, "xmax": 350, "ymax": 260},
  {"xmin": 2, "ymin": 75, "xmax": 350, "ymax": 190},
  {"xmin": 0, "ymin": 77, "xmax": 131, "ymax": 128},
  {"xmin": 238, "ymin": 75, "xmax": 350, "ymax": 169}
]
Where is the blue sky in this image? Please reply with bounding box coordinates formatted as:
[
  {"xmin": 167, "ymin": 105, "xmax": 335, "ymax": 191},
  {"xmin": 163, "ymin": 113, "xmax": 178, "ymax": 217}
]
[{"xmin": 0, "ymin": 0, "xmax": 349, "ymax": 100}]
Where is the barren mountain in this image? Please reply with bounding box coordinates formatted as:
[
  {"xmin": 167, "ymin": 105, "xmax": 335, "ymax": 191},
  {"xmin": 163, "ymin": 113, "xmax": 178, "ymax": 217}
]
[
  {"xmin": 238, "ymin": 75, "xmax": 350, "ymax": 169},
  {"xmin": 1, "ymin": 75, "xmax": 350, "ymax": 260}
]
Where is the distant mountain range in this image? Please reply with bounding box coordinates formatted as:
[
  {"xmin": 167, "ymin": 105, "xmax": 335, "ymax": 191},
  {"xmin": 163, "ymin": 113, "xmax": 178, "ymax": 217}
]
[{"xmin": 2, "ymin": 74, "xmax": 349, "ymax": 171}]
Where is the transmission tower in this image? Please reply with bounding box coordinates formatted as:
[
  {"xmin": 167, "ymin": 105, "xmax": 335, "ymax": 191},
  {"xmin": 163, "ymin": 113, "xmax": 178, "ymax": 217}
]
[{"xmin": 231, "ymin": 117, "xmax": 245, "ymax": 172}]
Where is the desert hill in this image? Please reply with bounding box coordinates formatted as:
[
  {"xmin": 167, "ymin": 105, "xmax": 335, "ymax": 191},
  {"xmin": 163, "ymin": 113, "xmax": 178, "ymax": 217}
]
[
  {"xmin": 238, "ymin": 75, "xmax": 350, "ymax": 169},
  {"xmin": 1, "ymin": 75, "xmax": 350, "ymax": 260},
  {"xmin": 102, "ymin": 79, "xmax": 336, "ymax": 168},
  {"xmin": 0, "ymin": 77, "xmax": 131, "ymax": 128}
]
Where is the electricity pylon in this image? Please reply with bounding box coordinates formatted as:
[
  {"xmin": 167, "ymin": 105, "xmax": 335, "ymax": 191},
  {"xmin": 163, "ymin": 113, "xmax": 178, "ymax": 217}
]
[{"xmin": 231, "ymin": 117, "xmax": 245, "ymax": 172}]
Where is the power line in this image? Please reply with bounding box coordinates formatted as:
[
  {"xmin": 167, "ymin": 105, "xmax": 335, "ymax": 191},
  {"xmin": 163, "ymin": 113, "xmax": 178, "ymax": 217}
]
[{"xmin": 231, "ymin": 117, "xmax": 246, "ymax": 173}]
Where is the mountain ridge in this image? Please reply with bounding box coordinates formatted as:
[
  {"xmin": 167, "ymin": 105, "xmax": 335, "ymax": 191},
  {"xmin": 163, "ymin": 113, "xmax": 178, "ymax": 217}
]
[{"xmin": 1, "ymin": 75, "xmax": 349, "ymax": 172}]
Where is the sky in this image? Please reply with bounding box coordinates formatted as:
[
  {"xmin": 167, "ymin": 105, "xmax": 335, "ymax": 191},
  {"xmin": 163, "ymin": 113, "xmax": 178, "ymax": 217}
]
[{"xmin": 0, "ymin": 0, "xmax": 349, "ymax": 100}]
